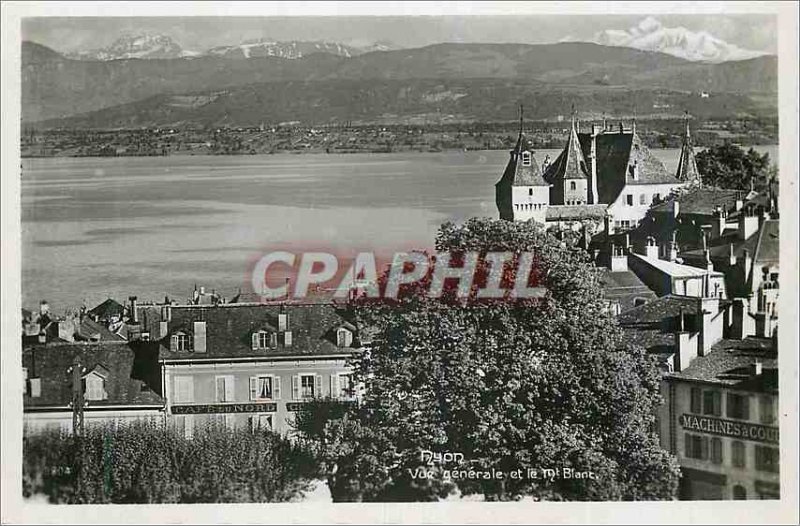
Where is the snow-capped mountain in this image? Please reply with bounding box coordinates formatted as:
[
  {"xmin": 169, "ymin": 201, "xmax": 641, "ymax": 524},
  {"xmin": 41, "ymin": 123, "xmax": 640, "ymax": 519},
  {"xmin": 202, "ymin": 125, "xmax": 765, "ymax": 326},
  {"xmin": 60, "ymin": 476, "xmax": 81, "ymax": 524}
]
[
  {"xmin": 66, "ymin": 34, "xmax": 189, "ymax": 61},
  {"xmin": 591, "ymin": 17, "xmax": 768, "ymax": 63},
  {"xmin": 204, "ymin": 39, "xmax": 361, "ymax": 59}
]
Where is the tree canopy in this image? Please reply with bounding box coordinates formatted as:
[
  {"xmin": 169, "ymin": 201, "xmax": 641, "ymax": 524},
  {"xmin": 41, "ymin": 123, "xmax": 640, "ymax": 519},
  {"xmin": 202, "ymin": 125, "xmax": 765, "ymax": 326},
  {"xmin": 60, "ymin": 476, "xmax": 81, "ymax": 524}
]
[
  {"xmin": 696, "ymin": 143, "xmax": 776, "ymax": 191},
  {"xmin": 295, "ymin": 218, "xmax": 679, "ymax": 502}
]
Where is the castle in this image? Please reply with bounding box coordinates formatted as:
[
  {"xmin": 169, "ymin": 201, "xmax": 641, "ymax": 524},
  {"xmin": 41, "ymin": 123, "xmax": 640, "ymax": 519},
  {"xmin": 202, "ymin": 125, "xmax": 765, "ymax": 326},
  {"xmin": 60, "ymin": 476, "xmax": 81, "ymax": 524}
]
[{"xmin": 496, "ymin": 111, "xmax": 699, "ymax": 231}]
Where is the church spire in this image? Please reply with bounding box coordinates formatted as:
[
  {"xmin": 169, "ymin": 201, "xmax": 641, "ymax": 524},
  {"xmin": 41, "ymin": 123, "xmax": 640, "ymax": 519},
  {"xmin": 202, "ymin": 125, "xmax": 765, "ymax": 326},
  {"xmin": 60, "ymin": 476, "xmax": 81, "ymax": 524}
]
[{"xmin": 675, "ymin": 111, "xmax": 701, "ymax": 184}]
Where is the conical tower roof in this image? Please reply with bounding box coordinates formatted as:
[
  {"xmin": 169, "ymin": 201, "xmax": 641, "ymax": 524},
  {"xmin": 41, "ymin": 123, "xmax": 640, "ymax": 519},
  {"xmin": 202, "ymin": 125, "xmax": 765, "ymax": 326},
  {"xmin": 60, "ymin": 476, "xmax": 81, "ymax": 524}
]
[
  {"xmin": 675, "ymin": 115, "xmax": 701, "ymax": 183},
  {"xmin": 543, "ymin": 115, "xmax": 589, "ymax": 183}
]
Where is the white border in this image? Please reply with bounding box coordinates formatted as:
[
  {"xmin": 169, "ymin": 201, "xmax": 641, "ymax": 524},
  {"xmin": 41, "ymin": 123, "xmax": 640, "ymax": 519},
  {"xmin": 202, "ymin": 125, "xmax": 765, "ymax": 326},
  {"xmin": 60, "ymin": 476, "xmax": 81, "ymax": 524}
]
[{"xmin": 2, "ymin": 2, "xmax": 798, "ymax": 524}]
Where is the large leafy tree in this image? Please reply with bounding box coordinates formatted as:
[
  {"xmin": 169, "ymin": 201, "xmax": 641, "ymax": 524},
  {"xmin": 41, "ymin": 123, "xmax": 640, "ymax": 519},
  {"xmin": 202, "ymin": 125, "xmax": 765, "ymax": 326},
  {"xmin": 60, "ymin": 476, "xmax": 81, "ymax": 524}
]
[
  {"xmin": 696, "ymin": 143, "xmax": 776, "ymax": 190},
  {"xmin": 296, "ymin": 218, "xmax": 679, "ymax": 502}
]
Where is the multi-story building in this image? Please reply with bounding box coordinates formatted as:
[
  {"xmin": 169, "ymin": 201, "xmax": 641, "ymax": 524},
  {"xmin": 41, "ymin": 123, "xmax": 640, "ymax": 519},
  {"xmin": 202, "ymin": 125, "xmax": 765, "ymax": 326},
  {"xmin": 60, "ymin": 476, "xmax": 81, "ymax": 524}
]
[
  {"xmin": 496, "ymin": 113, "xmax": 691, "ymax": 231},
  {"xmin": 133, "ymin": 299, "xmax": 361, "ymax": 436}
]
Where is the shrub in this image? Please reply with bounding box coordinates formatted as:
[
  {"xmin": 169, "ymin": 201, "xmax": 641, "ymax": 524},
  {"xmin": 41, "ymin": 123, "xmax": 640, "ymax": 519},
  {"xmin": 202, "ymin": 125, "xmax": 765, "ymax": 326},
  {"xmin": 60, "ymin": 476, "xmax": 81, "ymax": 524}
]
[{"xmin": 23, "ymin": 420, "xmax": 316, "ymax": 504}]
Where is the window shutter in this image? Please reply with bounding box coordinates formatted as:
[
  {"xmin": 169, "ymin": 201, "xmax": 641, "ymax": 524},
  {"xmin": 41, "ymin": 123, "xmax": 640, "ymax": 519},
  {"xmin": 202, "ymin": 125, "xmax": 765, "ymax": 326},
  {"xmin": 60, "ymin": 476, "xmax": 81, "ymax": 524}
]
[
  {"xmin": 742, "ymin": 396, "xmax": 750, "ymax": 420},
  {"xmin": 224, "ymin": 376, "xmax": 235, "ymax": 402},
  {"xmin": 159, "ymin": 321, "xmax": 168, "ymax": 339},
  {"xmin": 314, "ymin": 375, "xmax": 322, "ymax": 398},
  {"xmin": 330, "ymin": 374, "xmax": 340, "ymax": 398},
  {"xmin": 249, "ymin": 377, "xmax": 258, "ymax": 400},
  {"xmin": 193, "ymin": 321, "xmax": 206, "ymax": 353},
  {"xmin": 170, "ymin": 334, "xmax": 178, "ymax": 352},
  {"xmin": 270, "ymin": 332, "xmax": 277, "ymax": 348},
  {"xmin": 684, "ymin": 434, "xmax": 691, "ymax": 458},
  {"xmin": 284, "ymin": 331, "xmax": 293, "ymax": 347},
  {"xmin": 291, "ymin": 375, "xmax": 300, "ymax": 400},
  {"xmin": 278, "ymin": 313, "xmax": 288, "ymax": 331},
  {"xmin": 30, "ymin": 378, "xmax": 41, "ymax": 398},
  {"xmin": 273, "ymin": 375, "xmax": 281, "ymax": 400},
  {"xmin": 251, "ymin": 333, "xmax": 259, "ymax": 350}
]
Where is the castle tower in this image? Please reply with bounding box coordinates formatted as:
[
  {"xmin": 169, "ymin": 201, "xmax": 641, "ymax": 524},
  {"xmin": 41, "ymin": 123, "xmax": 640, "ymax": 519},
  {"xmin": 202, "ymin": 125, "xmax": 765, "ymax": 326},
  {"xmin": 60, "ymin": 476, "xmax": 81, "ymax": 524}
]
[
  {"xmin": 542, "ymin": 111, "xmax": 591, "ymax": 206},
  {"xmin": 495, "ymin": 106, "xmax": 550, "ymax": 223}
]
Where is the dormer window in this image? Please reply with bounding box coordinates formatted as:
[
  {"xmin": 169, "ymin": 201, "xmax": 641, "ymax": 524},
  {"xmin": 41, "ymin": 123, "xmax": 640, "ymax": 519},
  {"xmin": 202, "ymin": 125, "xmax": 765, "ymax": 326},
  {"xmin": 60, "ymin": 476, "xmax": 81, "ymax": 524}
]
[
  {"xmin": 251, "ymin": 330, "xmax": 277, "ymax": 350},
  {"xmin": 171, "ymin": 331, "xmax": 191, "ymax": 352},
  {"xmin": 521, "ymin": 151, "xmax": 531, "ymax": 167},
  {"xmin": 337, "ymin": 327, "xmax": 353, "ymax": 348},
  {"xmin": 570, "ymin": 181, "xmax": 577, "ymax": 191},
  {"xmin": 83, "ymin": 367, "xmax": 109, "ymax": 401}
]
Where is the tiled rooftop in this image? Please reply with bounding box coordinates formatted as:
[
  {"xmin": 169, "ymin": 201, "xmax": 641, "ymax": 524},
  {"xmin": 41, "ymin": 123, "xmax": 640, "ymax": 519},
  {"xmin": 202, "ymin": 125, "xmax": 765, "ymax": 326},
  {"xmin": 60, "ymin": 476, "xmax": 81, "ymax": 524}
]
[{"xmin": 670, "ymin": 337, "xmax": 777, "ymax": 392}]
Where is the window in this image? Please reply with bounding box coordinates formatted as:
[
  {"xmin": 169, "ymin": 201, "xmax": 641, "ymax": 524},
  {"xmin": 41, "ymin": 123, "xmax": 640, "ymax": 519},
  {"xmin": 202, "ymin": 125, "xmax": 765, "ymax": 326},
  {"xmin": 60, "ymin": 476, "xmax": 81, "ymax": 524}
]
[
  {"xmin": 634, "ymin": 297, "xmax": 648, "ymax": 307},
  {"xmin": 727, "ymin": 393, "xmax": 750, "ymax": 420},
  {"xmin": 337, "ymin": 328, "xmax": 353, "ymax": 348},
  {"xmin": 22, "ymin": 367, "xmax": 28, "ymax": 394},
  {"xmin": 173, "ymin": 376, "xmax": 194, "ymax": 403},
  {"xmin": 283, "ymin": 331, "xmax": 293, "ymax": 347},
  {"xmin": 690, "ymin": 388, "xmax": 702, "ymax": 413},
  {"xmin": 215, "ymin": 375, "xmax": 235, "ymax": 403},
  {"xmin": 626, "ymin": 194, "xmax": 633, "ymax": 206},
  {"xmin": 249, "ymin": 375, "xmax": 281, "ymax": 401},
  {"xmin": 521, "ymin": 151, "xmax": 531, "ymax": 166},
  {"xmin": 331, "ymin": 373, "xmax": 354, "ymax": 399},
  {"xmin": 639, "ymin": 194, "xmax": 647, "ymax": 205},
  {"xmin": 174, "ymin": 415, "xmax": 194, "ymax": 439},
  {"xmin": 755, "ymin": 446, "xmax": 779, "ymax": 473},
  {"xmin": 732, "ymin": 441, "xmax": 746, "ymax": 468},
  {"xmin": 710, "ymin": 437, "xmax": 723, "ymax": 464},
  {"xmin": 570, "ymin": 181, "xmax": 576, "ymax": 191},
  {"xmin": 252, "ymin": 330, "xmax": 277, "ymax": 350},
  {"xmin": 703, "ymin": 390, "xmax": 722, "ymax": 416},
  {"xmin": 760, "ymin": 396, "xmax": 776, "ymax": 425},
  {"xmin": 171, "ymin": 332, "xmax": 190, "ymax": 352},
  {"xmin": 733, "ymin": 485, "xmax": 747, "ymax": 500},
  {"xmin": 685, "ymin": 433, "xmax": 708, "ymax": 460},
  {"xmin": 528, "ymin": 188, "xmax": 533, "ymax": 196},
  {"xmin": 250, "ymin": 414, "xmax": 274, "ymax": 431},
  {"xmin": 278, "ymin": 313, "xmax": 288, "ymax": 331},
  {"xmin": 294, "ymin": 374, "xmax": 321, "ymax": 400},
  {"xmin": 653, "ymin": 193, "xmax": 661, "ymax": 203}
]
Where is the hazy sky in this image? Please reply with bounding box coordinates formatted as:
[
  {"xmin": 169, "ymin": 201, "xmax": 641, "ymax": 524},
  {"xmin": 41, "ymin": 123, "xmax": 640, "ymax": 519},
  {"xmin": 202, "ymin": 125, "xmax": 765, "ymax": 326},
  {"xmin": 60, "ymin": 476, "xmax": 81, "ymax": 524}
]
[{"xmin": 23, "ymin": 14, "xmax": 777, "ymax": 54}]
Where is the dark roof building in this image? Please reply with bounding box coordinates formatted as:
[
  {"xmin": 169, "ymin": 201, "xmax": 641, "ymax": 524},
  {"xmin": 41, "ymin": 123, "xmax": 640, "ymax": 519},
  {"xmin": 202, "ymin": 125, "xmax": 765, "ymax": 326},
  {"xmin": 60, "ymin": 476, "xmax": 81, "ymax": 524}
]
[
  {"xmin": 675, "ymin": 118, "xmax": 701, "ymax": 184},
  {"xmin": 88, "ymin": 298, "xmax": 125, "ymax": 321}
]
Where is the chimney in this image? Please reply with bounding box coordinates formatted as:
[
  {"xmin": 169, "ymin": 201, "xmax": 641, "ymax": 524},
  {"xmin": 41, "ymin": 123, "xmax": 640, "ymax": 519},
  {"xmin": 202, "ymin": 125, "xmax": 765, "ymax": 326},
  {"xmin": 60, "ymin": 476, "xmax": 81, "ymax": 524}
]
[
  {"xmin": 39, "ymin": 301, "xmax": 49, "ymax": 318},
  {"xmin": 758, "ymin": 206, "xmax": 770, "ymax": 227},
  {"xmin": 735, "ymin": 199, "xmax": 743, "ymax": 211},
  {"xmin": 589, "ymin": 124, "xmax": 599, "ymax": 204},
  {"xmin": 664, "ymin": 231, "xmax": 679, "ymax": 262},
  {"xmin": 704, "ymin": 249, "xmax": 714, "ymax": 272},
  {"xmin": 673, "ymin": 331, "xmax": 697, "ymax": 372},
  {"xmin": 728, "ymin": 243, "xmax": 736, "ymax": 266},
  {"xmin": 129, "ymin": 296, "xmax": 138, "ymax": 323},
  {"xmin": 698, "ymin": 296, "xmax": 720, "ymax": 355},
  {"xmin": 711, "ymin": 206, "xmax": 726, "ymax": 239},
  {"xmin": 672, "ymin": 200, "xmax": 680, "ymax": 219},
  {"xmin": 604, "ymin": 213, "xmax": 615, "ymax": 235}
]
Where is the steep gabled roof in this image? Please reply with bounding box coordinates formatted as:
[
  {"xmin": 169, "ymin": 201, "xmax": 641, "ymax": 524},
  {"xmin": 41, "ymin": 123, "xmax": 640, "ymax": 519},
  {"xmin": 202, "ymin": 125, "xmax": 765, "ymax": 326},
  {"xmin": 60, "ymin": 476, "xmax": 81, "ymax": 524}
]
[
  {"xmin": 22, "ymin": 343, "xmax": 163, "ymax": 408},
  {"xmin": 649, "ymin": 186, "xmax": 742, "ymax": 216},
  {"xmin": 496, "ymin": 132, "xmax": 548, "ymax": 187},
  {"xmin": 88, "ymin": 298, "xmax": 125, "ymax": 320}
]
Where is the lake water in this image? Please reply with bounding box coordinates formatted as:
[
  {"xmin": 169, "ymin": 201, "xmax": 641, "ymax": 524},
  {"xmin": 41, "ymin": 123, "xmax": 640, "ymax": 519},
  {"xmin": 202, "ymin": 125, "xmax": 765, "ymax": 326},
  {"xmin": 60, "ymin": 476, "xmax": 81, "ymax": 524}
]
[{"xmin": 21, "ymin": 146, "xmax": 778, "ymax": 310}]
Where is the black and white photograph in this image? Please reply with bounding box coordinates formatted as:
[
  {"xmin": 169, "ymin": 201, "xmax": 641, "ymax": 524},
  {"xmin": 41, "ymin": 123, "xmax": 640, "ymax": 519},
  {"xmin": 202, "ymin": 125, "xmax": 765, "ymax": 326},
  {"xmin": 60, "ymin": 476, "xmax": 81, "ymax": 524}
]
[{"xmin": 1, "ymin": 1, "xmax": 797, "ymax": 524}]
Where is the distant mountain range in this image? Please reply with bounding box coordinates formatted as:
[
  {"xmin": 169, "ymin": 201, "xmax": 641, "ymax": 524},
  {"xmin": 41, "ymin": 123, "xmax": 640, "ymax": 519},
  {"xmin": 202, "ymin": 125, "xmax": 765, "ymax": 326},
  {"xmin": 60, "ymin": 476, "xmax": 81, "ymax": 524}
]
[
  {"xmin": 22, "ymin": 39, "xmax": 777, "ymax": 128},
  {"xmin": 585, "ymin": 17, "xmax": 768, "ymax": 63},
  {"xmin": 63, "ymin": 33, "xmax": 395, "ymax": 62}
]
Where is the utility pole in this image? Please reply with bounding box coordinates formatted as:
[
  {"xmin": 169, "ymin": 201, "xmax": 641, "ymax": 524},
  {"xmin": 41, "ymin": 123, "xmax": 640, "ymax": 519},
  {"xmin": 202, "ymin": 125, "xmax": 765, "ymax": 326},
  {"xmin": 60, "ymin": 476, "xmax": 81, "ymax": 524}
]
[{"xmin": 68, "ymin": 355, "xmax": 84, "ymax": 437}]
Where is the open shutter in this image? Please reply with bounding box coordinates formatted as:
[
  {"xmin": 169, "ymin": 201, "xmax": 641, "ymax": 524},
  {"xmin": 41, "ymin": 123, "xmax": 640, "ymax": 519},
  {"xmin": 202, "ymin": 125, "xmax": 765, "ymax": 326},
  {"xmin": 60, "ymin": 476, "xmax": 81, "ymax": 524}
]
[
  {"xmin": 249, "ymin": 377, "xmax": 258, "ymax": 400},
  {"xmin": 251, "ymin": 333, "xmax": 259, "ymax": 350},
  {"xmin": 314, "ymin": 375, "xmax": 323, "ymax": 398},
  {"xmin": 330, "ymin": 374, "xmax": 340, "ymax": 398},
  {"xmin": 193, "ymin": 321, "xmax": 206, "ymax": 353},
  {"xmin": 284, "ymin": 331, "xmax": 293, "ymax": 347},
  {"xmin": 291, "ymin": 375, "xmax": 300, "ymax": 400},
  {"xmin": 225, "ymin": 376, "xmax": 235, "ymax": 402},
  {"xmin": 170, "ymin": 334, "xmax": 178, "ymax": 352},
  {"xmin": 270, "ymin": 332, "xmax": 277, "ymax": 348},
  {"xmin": 273, "ymin": 376, "xmax": 281, "ymax": 400}
]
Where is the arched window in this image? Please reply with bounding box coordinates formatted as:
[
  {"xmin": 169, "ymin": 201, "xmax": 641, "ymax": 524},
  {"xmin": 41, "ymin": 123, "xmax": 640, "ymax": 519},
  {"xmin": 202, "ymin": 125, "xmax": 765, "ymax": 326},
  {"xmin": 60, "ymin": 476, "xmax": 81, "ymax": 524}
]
[
  {"xmin": 521, "ymin": 151, "xmax": 532, "ymax": 167},
  {"xmin": 570, "ymin": 181, "xmax": 577, "ymax": 191}
]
